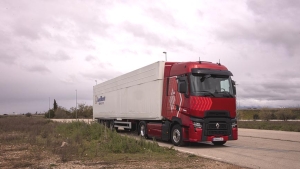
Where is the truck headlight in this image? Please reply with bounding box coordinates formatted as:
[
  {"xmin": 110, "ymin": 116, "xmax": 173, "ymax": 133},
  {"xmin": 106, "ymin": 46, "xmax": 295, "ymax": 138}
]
[{"xmin": 193, "ymin": 122, "xmax": 202, "ymax": 128}]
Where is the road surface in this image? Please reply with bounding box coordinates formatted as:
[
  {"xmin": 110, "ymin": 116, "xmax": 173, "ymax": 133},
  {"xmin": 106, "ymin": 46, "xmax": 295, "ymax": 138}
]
[{"xmin": 156, "ymin": 128, "xmax": 300, "ymax": 169}]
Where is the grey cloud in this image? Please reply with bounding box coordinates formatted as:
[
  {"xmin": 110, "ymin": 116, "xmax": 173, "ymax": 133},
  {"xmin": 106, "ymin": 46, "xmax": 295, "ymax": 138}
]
[
  {"xmin": 197, "ymin": 10, "xmax": 204, "ymax": 18},
  {"xmin": 13, "ymin": 20, "xmax": 41, "ymax": 40},
  {"xmin": 60, "ymin": 75, "xmax": 77, "ymax": 84},
  {"xmin": 0, "ymin": 30, "xmax": 11, "ymax": 44},
  {"xmin": 119, "ymin": 49, "xmax": 138, "ymax": 55},
  {"xmin": 85, "ymin": 55, "xmax": 96, "ymax": 62},
  {"xmin": 80, "ymin": 60, "xmax": 119, "ymax": 81},
  {"xmin": 98, "ymin": 62, "xmax": 112, "ymax": 68},
  {"xmin": 247, "ymin": 0, "xmax": 300, "ymax": 17},
  {"xmin": 238, "ymin": 79, "xmax": 300, "ymax": 101},
  {"xmin": 24, "ymin": 65, "xmax": 51, "ymax": 74},
  {"xmin": 0, "ymin": 53, "xmax": 18, "ymax": 64},
  {"xmin": 213, "ymin": 0, "xmax": 300, "ymax": 57},
  {"xmin": 121, "ymin": 22, "xmax": 194, "ymax": 51},
  {"xmin": 1, "ymin": 0, "xmax": 112, "ymax": 48},
  {"xmin": 146, "ymin": 7, "xmax": 179, "ymax": 27},
  {"xmin": 55, "ymin": 50, "xmax": 72, "ymax": 61},
  {"xmin": 38, "ymin": 50, "xmax": 72, "ymax": 62},
  {"xmin": 81, "ymin": 71, "xmax": 121, "ymax": 82}
]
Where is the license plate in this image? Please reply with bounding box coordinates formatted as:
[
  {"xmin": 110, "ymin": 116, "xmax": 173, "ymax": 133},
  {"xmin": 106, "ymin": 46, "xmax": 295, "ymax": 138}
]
[{"xmin": 213, "ymin": 137, "xmax": 224, "ymax": 141}]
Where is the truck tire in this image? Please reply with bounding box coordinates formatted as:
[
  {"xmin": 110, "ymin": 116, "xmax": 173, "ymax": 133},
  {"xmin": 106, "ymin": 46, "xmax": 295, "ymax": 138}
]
[
  {"xmin": 139, "ymin": 121, "xmax": 148, "ymax": 138},
  {"xmin": 171, "ymin": 124, "xmax": 185, "ymax": 146},
  {"xmin": 212, "ymin": 141, "xmax": 226, "ymax": 146}
]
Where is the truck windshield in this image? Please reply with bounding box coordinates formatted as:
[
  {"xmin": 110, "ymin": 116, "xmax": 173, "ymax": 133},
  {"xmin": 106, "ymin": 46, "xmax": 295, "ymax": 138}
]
[{"xmin": 190, "ymin": 74, "xmax": 234, "ymax": 98}]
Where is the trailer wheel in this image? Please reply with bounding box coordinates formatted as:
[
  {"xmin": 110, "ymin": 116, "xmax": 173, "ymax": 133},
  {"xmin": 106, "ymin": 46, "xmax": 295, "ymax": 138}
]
[
  {"xmin": 139, "ymin": 121, "xmax": 148, "ymax": 138},
  {"xmin": 212, "ymin": 141, "xmax": 226, "ymax": 146},
  {"xmin": 171, "ymin": 124, "xmax": 185, "ymax": 146}
]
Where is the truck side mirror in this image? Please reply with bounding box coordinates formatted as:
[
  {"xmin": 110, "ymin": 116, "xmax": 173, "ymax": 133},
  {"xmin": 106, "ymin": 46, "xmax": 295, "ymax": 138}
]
[
  {"xmin": 232, "ymin": 80, "xmax": 236, "ymax": 95},
  {"xmin": 179, "ymin": 81, "xmax": 187, "ymax": 93}
]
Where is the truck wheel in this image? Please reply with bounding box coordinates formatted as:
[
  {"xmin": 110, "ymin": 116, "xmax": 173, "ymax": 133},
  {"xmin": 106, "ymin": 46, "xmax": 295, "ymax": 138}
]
[
  {"xmin": 171, "ymin": 124, "xmax": 185, "ymax": 146},
  {"xmin": 139, "ymin": 121, "xmax": 148, "ymax": 138},
  {"xmin": 212, "ymin": 141, "xmax": 226, "ymax": 146}
]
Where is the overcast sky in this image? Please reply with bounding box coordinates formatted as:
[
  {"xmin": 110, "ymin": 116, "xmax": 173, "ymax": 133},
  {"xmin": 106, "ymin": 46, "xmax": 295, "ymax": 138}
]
[{"xmin": 1, "ymin": 0, "xmax": 300, "ymax": 114}]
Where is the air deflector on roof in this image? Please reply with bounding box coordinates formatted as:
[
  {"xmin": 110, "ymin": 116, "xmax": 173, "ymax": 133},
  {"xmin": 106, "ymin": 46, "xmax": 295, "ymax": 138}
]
[{"xmin": 191, "ymin": 68, "xmax": 233, "ymax": 76}]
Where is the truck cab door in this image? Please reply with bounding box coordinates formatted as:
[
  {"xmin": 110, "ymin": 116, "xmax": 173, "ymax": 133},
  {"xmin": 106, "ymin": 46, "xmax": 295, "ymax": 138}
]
[{"xmin": 167, "ymin": 77, "xmax": 178, "ymax": 117}]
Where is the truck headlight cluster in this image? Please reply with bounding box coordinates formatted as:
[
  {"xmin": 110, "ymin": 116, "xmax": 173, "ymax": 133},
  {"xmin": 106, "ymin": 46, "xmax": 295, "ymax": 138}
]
[
  {"xmin": 193, "ymin": 122, "xmax": 202, "ymax": 128},
  {"xmin": 231, "ymin": 122, "xmax": 237, "ymax": 128}
]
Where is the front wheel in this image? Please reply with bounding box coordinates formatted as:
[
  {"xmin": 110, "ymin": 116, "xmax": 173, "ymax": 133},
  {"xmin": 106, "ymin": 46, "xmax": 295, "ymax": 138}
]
[
  {"xmin": 171, "ymin": 124, "xmax": 185, "ymax": 146},
  {"xmin": 212, "ymin": 141, "xmax": 226, "ymax": 146}
]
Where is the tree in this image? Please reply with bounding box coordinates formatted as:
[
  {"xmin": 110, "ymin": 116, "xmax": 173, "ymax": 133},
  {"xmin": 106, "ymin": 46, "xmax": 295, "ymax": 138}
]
[
  {"xmin": 53, "ymin": 99, "xmax": 58, "ymax": 111},
  {"xmin": 253, "ymin": 114, "xmax": 259, "ymax": 121},
  {"xmin": 45, "ymin": 109, "xmax": 55, "ymax": 118},
  {"xmin": 259, "ymin": 108, "xmax": 274, "ymax": 121},
  {"xmin": 276, "ymin": 109, "xmax": 296, "ymax": 121},
  {"xmin": 54, "ymin": 106, "xmax": 70, "ymax": 119},
  {"xmin": 69, "ymin": 103, "xmax": 93, "ymax": 118}
]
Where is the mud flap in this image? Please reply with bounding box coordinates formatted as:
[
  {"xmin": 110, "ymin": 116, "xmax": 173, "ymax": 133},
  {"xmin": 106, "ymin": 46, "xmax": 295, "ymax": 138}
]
[{"xmin": 162, "ymin": 121, "xmax": 171, "ymax": 141}]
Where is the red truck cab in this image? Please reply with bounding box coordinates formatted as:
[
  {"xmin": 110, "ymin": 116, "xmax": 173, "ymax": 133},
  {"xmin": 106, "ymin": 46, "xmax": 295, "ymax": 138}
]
[{"xmin": 146, "ymin": 61, "xmax": 237, "ymax": 146}]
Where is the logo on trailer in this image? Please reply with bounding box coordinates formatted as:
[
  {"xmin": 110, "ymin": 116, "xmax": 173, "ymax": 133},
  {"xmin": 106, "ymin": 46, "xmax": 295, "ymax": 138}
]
[
  {"xmin": 216, "ymin": 123, "xmax": 220, "ymax": 129},
  {"xmin": 95, "ymin": 95, "xmax": 106, "ymax": 105}
]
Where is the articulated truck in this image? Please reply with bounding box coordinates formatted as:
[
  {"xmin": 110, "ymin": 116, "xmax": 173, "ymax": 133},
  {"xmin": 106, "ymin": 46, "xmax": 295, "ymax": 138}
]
[{"xmin": 93, "ymin": 61, "xmax": 237, "ymax": 146}]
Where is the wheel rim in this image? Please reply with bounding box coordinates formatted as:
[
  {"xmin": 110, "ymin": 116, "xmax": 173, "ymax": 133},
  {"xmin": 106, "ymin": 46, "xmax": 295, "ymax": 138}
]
[
  {"xmin": 140, "ymin": 125, "xmax": 145, "ymax": 136},
  {"xmin": 173, "ymin": 129, "xmax": 180, "ymax": 143}
]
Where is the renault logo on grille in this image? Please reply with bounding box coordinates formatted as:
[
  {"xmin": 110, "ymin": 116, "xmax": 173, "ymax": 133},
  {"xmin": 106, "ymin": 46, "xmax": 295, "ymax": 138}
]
[{"xmin": 216, "ymin": 123, "xmax": 220, "ymax": 129}]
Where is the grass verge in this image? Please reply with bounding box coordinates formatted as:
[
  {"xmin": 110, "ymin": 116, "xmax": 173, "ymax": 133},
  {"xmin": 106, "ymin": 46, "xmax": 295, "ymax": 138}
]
[
  {"xmin": 0, "ymin": 116, "xmax": 243, "ymax": 168},
  {"xmin": 238, "ymin": 121, "xmax": 300, "ymax": 132}
]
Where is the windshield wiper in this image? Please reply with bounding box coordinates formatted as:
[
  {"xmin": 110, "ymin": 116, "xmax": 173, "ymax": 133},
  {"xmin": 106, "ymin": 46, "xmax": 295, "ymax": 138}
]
[{"xmin": 199, "ymin": 91, "xmax": 215, "ymax": 97}]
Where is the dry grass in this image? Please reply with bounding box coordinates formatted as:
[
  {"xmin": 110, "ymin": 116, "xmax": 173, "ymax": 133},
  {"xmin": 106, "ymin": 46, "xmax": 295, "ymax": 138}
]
[
  {"xmin": 238, "ymin": 108, "xmax": 300, "ymax": 120},
  {"xmin": 238, "ymin": 121, "xmax": 300, "ymax": 132},
  {"xmin": 0, "ymin": 116, "xmax": 244, "ymax": 168}
]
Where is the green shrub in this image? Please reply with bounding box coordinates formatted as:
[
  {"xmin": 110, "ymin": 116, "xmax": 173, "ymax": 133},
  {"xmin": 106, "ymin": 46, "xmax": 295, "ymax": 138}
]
[
  {"xmin": 259, "ymin": 109, "xmax": 274, "ymax": 121},
  {"xmin": 25, "ymin": 113, "xmax": 32, "ymax": 117},
  {"xmin": 45, "ymin": 109, "xmax": 55, "ymax": 118},
  {"xmin": 276, "ymin": 110, "xmax": 296, "ymax": 121},
  {"xmin": 253, "ymin": 114, "xmax": 259, "ymax": 120}
]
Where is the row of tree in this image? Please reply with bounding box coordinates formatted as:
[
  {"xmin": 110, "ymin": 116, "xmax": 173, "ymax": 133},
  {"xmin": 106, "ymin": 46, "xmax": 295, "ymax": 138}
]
[
  {"xmin": 253, "ymin": 109, "xmax": 298, "ymax": 121},
  {"xmin": 45, "ymin": 99, "xmax": 93, "ymax": 119}
]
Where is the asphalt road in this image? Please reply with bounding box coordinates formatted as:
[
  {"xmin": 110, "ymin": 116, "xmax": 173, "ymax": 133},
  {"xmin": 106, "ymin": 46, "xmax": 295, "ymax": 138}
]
[{"xmin": 156, "ymin": 128, "xmax": 300, "ymax": 169}]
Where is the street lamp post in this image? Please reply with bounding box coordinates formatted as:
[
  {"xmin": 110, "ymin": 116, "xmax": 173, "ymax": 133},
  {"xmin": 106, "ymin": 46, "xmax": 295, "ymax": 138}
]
[{"xmin": 163, "ymin": 52, "xmax": 167, "ymax": 61}]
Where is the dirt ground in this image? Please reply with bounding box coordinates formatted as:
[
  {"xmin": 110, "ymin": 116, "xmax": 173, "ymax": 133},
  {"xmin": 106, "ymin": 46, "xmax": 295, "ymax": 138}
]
[{"xmin": 0, "ymin": 143, "xmax": 245, "ymax": 169}]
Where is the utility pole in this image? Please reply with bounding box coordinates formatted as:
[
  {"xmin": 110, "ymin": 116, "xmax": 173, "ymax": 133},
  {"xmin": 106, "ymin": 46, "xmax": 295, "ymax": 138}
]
[
  {"xmin": 48, "ymin": 97, "xmax": 50, "ymax": 118},
  {"xmin": 76, "ymin": 90, "xmax": 77, "ymax": 119},
  {"xmin": 163, "ymin": 51, "xmax": 167, "ymax": 61}
]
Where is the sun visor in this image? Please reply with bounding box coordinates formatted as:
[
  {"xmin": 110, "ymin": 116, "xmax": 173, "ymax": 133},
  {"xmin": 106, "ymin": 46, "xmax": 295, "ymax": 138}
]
[{"xmin": 191, "ymin": 68, "xmax": 233, "ymax": 76}]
